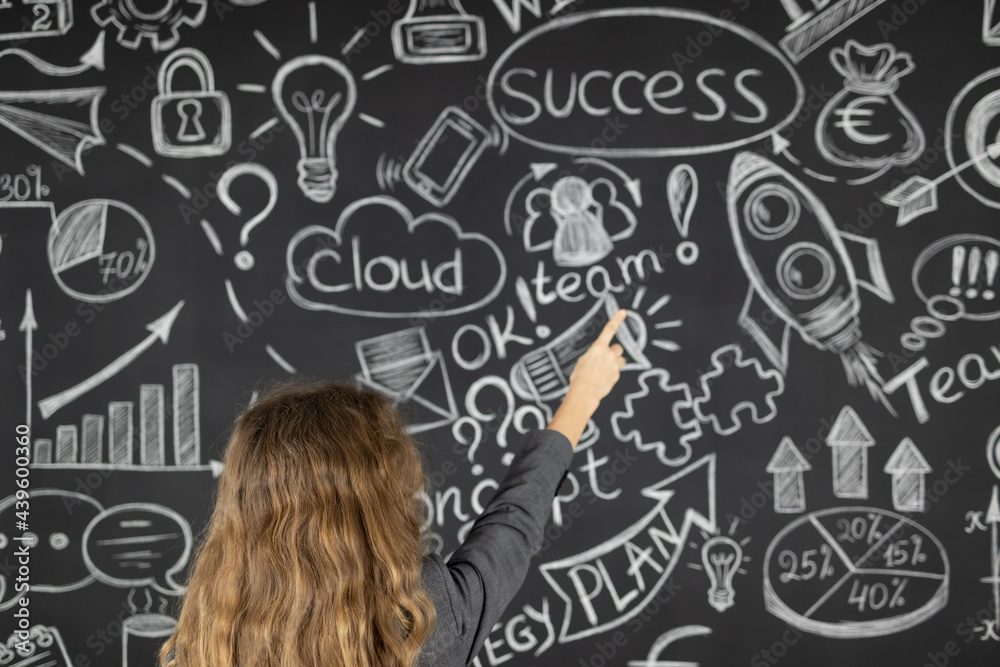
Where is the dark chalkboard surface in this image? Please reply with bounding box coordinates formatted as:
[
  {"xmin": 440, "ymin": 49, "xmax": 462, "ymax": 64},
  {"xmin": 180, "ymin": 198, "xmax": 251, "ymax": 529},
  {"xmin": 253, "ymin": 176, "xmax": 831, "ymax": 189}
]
[{"xmin": 2, "ymin": 1, "xmax": 1000, "ymax": 665}]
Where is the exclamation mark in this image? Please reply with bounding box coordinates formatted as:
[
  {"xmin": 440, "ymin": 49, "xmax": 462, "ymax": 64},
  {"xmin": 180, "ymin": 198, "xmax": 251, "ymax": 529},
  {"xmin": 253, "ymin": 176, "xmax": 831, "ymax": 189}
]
[
  {"xmin": 515, "ymin": 276, "xmax": 550, "ymax": 338},
  {"xmin": 985, "ymin": 249, "xmax": 998, "ymax": 300},
  {"xmin": 950, "ymin": 245, "xmax": 966, "ymax": 297},
  {"xmin": 968, "ymin": 246, "xmax": 982, "ymax": 299}
]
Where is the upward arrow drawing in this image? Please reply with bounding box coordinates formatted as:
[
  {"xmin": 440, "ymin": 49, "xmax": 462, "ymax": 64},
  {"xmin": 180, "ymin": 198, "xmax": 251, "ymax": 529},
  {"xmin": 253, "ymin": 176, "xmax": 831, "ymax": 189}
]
[
  {"xmin": 767, "ymin": 437, "xmax": 811, "ymax": 513},
  {"xmin": 826, "ymin": 406, "xmax": 875, "ymax": 499},
  {"xmin": 37, "ymin": 301, "xmax": 185, "ymax": 420},
  {"xmin": 984, "ymin": 486, "xmax": 1000, "ymax": 635},
  {"xmin": 884, "ymin": 438, "xmax": 932, "ymax": 513},
  {"xmin": 540, "ymin": 455, "xmax": 716, "ymax": 643},
  {"xmin": 19, "ymin": 290, "xmax": 37, "ymax": 431}
]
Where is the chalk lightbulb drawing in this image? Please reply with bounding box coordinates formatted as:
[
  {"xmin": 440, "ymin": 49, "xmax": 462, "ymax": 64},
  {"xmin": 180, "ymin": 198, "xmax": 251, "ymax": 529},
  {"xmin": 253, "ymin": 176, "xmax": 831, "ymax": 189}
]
[
  {"xmin": 702, "ymin": 535, "xmax": 742, "ymax": 612},
  {"xmin": 272, "ymin": 55, "xmax": 357, "ymax": 203}
]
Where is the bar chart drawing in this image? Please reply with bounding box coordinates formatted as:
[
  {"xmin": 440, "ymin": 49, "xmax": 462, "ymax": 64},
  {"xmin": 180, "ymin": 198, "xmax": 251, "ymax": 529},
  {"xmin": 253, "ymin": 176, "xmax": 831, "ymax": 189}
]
[{"xmin": 30, "ymin": 363, "xmax": 221, "ymax": 475}]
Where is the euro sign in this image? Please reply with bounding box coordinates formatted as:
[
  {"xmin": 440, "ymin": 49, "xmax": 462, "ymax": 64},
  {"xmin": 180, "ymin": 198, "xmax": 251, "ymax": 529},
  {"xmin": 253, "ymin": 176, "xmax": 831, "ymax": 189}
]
[{"xmin": 833, "ymin": 95, "xmax": 892, "ymax": 146}]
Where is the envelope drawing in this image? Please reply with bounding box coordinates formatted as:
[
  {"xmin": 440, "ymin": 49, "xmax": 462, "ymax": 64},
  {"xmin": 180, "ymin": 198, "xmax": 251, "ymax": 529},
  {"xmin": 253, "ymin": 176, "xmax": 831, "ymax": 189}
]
[{"xmin": 354, "ymin": 327, "xmax": 459, "ymax": 434}]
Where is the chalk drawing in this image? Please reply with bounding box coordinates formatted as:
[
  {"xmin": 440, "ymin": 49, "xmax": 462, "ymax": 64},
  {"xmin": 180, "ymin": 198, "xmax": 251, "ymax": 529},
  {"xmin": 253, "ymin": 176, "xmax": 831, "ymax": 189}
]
[
  {"xmin": 827, "ymin": 405, "xmax": 876, "ymax": 499},
  {"xmin": 286, "ymin": 196, "xmax": 506, "ymax": 318},
  {"xmin": 272, "ymin": 55, "xmax": 356, "ymax": 203},
  {"xmin": 764, "ymin": 507, "xmax": 948, "ymax": 637},
  {"xmin": 541, "ymin": 455, "xmax": 716, "ymax": 642},
  {"xmin": 692, "ymin": 344, "xmax": 784, "ymax": 436},
  {"xmin": 353, "ymin": 326, "xmax": 459, "ymax": 434},
  {"xmin": 0, "ymin": 87, "xmax": 105, "ymax": 175},
  {"xmin": 82, "ymin": 503, "xmax": 193, "ymax": 596},
  {"xmin": 779, "ymin": 0, "xmax": 888, "ymax": 63},
  {"xmin": 884, "ymin": 438, "xmax": 932, "ymax": 513},
  {"xmin": 403, "ymin": 106, "xmax": 491, "ymax": 207},
  {"xmin": 0, "ymin": 33, "xmax": 104, "ymax": 75},
  {"xmin": 0, "ymin": 0, "xmax": 73, "ymax": 39},
  {"xmin": 0, "ymin": 624, "xmax": 72, "ymax": 667},
  {"xmin": 610, "ymin": 368, "xmax": 701, "ymax": 467},
  {"xmin": 37, "ymin": 302, "xmax": 184, "ymax": 420},
  {"xmin": 726, "ymin": 151, "xmax": 895, "ymax": 410},
  {"xmin": 151, "ymin": 48, "xmax": 232, "ymax": 158},
  {"xmin": 816, "ymin": 41, "xmax": 924, "ymax": 172},
  {"xmin": 627, "ymin": 625, "xmax": 712, "ymax": 667},
  {"xmin": 92, "ymin": 0, "xmax": 207, "ymax": 51},
  {"xmin": 767, "ymin": 437, "xmax": 812, "ymax": 514},
  {"xmin": 392, "ymin": 0, "xmax": 486, "ymax": 64}
]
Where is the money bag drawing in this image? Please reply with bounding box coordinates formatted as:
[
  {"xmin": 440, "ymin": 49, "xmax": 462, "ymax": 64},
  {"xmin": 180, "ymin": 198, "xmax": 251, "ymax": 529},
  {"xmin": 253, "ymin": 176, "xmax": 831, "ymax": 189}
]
[{"xmin": 816, "ymin": 40, "xmax": 926, "ymax": 171}]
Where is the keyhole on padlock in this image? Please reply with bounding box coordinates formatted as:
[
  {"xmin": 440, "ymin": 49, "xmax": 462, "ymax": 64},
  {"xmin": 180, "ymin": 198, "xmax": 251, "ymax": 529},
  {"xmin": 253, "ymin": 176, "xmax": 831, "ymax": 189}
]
[{"xmin": 176, "ymin": 99, "xmax": 207, "ymax": 143}]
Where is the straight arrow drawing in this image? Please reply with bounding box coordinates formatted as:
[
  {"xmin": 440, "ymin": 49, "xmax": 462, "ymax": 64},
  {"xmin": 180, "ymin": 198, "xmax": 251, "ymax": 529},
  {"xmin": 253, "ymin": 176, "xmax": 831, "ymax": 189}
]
[
  {"xmin": 826, "ymin": 406, "xmax": 875, "ymax": 499},
  {"xmin": 30, "ymin": 459, "xmax": 225, "ymax": 478},
  {"xmin": 884, "ymin": 438, "xmax": 932, "ymax": 512},
  {"xmin": 984, "ymin": 486, "xmax": 1000, "ymax": 636},
  {"xmin": 19, "ymin": 290, "xmax": 37, "ymax": 431},
  {"xmin": 0, "ymin": 33, "xmax": 106, "ymax": 77},
  {"xmin": 766, "ymin": 437, "xmax": 811, "ymax": 513},
  {"xmin": 37, "ymin": 301, "xmax": 185, "ymax": 420}
]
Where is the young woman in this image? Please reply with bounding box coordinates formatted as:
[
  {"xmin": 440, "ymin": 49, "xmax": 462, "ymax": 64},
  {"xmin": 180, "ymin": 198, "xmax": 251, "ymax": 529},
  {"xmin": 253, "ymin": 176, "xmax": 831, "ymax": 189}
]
[{"xmin": 162, "ymin": 310, "xmax": 628, "ymax": 667}]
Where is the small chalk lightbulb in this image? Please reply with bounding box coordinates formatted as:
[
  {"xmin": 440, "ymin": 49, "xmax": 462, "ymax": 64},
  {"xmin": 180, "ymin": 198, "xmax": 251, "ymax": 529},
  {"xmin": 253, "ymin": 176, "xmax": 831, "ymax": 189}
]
[{"xmin": 701, "ymin": 535, "xmax": 742, "ymax": 612}]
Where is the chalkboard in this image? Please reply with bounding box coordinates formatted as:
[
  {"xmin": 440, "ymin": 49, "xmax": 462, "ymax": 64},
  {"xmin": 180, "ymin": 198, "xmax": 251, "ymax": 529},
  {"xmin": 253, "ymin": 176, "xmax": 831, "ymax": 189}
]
[{"xmin": 2, "ymin": 1, "xmax": 1000, "ymax": 666}]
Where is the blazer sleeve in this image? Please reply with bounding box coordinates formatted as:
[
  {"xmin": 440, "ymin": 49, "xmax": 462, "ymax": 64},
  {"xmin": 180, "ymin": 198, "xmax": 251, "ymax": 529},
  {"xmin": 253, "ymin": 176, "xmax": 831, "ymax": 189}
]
[{"xmin": 421, "ymin": 428, "xmax": 574, "ymax": 666}]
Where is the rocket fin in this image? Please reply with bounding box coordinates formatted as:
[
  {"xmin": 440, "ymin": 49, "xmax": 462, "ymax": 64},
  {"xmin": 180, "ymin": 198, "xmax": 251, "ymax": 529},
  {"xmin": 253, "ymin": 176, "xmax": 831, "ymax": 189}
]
[
  {"xmin": 738, "ymin": 288, "xmax": 791, "ymax": 375},
  {"xmin": 839, "ymin": 230, "xmax": 895, "ymax": 303}
]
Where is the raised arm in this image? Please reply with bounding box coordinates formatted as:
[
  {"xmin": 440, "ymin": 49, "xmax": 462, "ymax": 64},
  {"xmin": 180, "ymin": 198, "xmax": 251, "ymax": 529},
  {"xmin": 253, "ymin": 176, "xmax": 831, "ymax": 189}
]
[
  {"xmin": 547, "ymin": 308, "xmax": 628, "ymax": 447},
  {"xmin": 420, "ymin": 310, "xmax": 628, "ymax": 666}
]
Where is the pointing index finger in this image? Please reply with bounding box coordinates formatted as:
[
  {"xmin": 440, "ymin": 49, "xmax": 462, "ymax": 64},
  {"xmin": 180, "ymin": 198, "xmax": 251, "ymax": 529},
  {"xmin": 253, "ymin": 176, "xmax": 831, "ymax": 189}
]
[{"xmin": 595, "ymin": 309, "xmax": 628, "ymax": 347}]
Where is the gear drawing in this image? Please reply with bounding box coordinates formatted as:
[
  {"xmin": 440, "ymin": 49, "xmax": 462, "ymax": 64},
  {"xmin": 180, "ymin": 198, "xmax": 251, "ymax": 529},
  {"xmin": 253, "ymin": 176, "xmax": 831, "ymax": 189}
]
[{"xmin": 91, "ymin": 0, "xmax": 207, "ymax": 52}]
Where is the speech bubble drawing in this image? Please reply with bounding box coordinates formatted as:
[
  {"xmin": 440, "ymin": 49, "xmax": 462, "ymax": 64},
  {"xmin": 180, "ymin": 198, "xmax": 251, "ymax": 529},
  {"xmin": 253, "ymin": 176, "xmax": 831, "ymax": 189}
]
[
  {"xmin": 487, "ymin": 8, "xmax": 803, "ymax": 158},
  {"xmin": 286, "ymin": 195, "xmax": 506, "ymax": 318},
  {"xmin": 913, "ymin": 234, "xmax": 1000, "ymax": 321},
  {"xmin": 82, "ymin": 503, "xmax": 192, "ymax": 596},
  {"xmin": 0, "ymin": 489, "xmax": 104, "ymax": 609}
]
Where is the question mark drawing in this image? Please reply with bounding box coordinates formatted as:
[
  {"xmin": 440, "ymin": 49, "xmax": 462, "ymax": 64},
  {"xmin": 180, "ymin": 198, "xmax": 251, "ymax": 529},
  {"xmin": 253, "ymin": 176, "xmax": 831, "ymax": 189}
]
[
  {"xmin": 667, "ymin": 163, "xmax": 699, "ymax": 266},
  {"xmin": 452, "ymin": 416, "xmax": 484, "ymax": 475},
  {"xmin": 218, "ymin": 163, "xmax": 278, "ymax": 271}
]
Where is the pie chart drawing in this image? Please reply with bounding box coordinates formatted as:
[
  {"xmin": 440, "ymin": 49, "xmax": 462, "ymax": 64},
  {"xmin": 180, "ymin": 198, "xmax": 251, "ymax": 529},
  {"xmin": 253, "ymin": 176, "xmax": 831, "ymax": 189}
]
[
  {"xmin": 763, "ymin": 507, "xmax": 948, "ymax": 638},
  {"xmin": 47, "ymin": 199, "xmax": 155, "ymax": 303}
]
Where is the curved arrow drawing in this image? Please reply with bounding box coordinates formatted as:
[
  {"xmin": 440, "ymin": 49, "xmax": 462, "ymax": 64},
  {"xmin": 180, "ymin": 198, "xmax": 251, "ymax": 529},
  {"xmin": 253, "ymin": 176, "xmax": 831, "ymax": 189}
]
[
  {"xmin": 37, "ymin": 301, "xmax": 185, "ymax": 420},
  {"xmin": 540, "ymin": 455, "xmax": 716, "ymax": 642},
  {"xmin": 0, "ymin": 33, "xmax": 105, "ymax": 77},
  {"xmin": 573, "ymin": 156, "xmax": 643, "ymax": 207}
]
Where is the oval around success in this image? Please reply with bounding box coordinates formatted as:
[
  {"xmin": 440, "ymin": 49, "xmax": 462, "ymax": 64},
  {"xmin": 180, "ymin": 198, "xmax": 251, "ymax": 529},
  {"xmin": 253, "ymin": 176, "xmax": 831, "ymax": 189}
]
[{"xmin": 487, "ymin": 8, "xmax": 804, "ymax": 157}]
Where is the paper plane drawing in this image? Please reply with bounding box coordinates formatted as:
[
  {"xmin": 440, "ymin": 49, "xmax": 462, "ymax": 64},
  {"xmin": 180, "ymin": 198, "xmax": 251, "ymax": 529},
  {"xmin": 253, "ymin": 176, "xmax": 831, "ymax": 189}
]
[{"xmin": 0, "ymin": 87, "xmax": 106, "ymax": 175}]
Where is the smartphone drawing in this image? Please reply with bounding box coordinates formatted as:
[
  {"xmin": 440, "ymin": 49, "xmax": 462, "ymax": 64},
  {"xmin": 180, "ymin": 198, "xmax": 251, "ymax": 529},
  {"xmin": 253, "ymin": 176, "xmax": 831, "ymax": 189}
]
[{"xmin": 403, "ymin": 106, "xmax": 491, "ymax": 207}]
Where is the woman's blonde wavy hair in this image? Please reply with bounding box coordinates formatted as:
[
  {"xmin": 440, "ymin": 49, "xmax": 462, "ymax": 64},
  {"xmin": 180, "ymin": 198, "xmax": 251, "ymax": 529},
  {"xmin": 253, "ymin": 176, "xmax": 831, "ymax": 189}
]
[{"xmin": 161, "ymin": 381, "xmax": 436, "ymax": 667}]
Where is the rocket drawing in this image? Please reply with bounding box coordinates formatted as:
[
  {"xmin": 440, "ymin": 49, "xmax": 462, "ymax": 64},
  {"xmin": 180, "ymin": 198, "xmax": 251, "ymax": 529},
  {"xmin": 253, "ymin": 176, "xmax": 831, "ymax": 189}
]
[{"xmin": 725, "ymin": 152, "xmax": 895, "ymax": 410}]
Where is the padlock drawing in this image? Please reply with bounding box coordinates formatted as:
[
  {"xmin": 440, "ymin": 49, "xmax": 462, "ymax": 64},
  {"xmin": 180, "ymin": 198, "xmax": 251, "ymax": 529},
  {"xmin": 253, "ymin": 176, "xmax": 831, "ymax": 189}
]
[{"xmin": 152, "ymin": 48, "xmax": 231, "ymax": 158}]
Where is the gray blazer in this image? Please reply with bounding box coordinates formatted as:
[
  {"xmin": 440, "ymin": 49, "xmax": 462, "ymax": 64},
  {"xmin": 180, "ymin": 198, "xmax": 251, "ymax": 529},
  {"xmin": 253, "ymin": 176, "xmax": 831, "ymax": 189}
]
[{"xmin": 418, "ymin": 429, "xmax": 573, "ymax": 666}]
